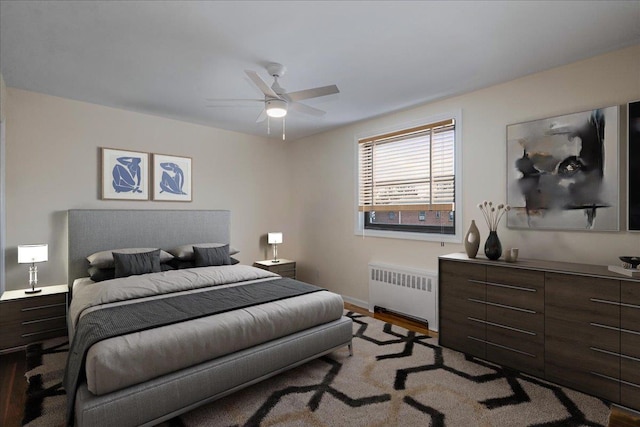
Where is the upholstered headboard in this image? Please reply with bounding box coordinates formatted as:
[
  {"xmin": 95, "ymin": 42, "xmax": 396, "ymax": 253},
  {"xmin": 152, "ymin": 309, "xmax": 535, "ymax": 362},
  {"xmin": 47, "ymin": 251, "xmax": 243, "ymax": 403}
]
[{"xmin": 67, "ymin": 209, "xmax": 231, "ymax": 290}]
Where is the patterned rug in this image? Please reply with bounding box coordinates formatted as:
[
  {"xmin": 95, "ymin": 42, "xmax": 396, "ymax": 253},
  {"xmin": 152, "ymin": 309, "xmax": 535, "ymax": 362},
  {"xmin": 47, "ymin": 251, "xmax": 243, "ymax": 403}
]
[{"xmin": 22, "ymin": 312, "xmax": 610, "ymax": 426}]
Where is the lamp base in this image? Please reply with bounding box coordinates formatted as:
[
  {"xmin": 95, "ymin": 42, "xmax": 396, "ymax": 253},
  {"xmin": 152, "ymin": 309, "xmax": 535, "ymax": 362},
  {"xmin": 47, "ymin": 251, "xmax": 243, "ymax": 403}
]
[
  {"xmin": 272, "ymin": 259, "xmax": 280, "ymax": 263},
  {"xmin": 25, "ymin": 288, "xmax": 42, "ymax": 294}
]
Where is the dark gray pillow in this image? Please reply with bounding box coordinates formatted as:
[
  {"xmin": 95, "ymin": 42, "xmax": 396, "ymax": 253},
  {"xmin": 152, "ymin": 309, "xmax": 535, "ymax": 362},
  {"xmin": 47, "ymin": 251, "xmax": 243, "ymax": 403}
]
[
  {"xmin": 193, "ymin": 245, "xmax": 231, "ymax": 267},
  {"xmin": 113, "ymin": 249, "xmax": 162, "ymax": 278},
  {"xmin": 88, "ymin": 266, "xmax": 115, "ymax": 282},
  {"xmin": 170, "ymin": 257, "xmax": 239, "ymax": 269}
]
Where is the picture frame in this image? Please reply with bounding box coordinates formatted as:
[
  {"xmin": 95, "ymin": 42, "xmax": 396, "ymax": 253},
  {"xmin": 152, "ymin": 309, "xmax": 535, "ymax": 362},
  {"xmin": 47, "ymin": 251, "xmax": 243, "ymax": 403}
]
[
  {"xmin": 629, "ymin": 100, "xmax": 640, "ymax": 231},
  {"xmin": 101, "ymin": 147, "xmax": 149, "ymax": 200},
  {"xmin": 152, "ymin": 153, "xmax": 192, "ymax": 202},
  {"xmin": 506, "ymin": 106, "xmax": 620, "ymax": 231}
]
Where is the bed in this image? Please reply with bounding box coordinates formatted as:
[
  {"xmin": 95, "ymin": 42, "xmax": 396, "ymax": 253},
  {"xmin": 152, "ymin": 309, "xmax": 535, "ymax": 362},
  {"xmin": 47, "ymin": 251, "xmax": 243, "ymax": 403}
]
[{"xmin": 66, "ymin": 209, "xmax": 353, "ymax": 427}]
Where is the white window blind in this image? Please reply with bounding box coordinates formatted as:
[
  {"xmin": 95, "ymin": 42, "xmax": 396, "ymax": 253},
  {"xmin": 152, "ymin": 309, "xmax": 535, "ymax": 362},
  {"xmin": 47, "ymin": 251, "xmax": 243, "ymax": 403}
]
[{"xmin": 358, "ymin": 119, "xmax": 455, "ymax": 212}]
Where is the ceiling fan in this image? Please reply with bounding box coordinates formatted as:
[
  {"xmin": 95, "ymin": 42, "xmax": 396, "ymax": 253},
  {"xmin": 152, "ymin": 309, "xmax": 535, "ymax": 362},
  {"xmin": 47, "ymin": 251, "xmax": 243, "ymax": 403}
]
[{"xmin": 207, "ymin": 63, "xmax": 339, "ymax": 139}]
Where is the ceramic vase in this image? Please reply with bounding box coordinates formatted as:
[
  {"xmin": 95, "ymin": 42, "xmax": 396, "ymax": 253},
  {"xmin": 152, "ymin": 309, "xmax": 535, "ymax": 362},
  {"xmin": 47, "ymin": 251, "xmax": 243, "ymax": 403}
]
[
  {"xmin": 464, "ymin": 220, "xmax": 480, "ymax": 258},
  {"xmin": 484, "ymin": 230, "xmax": 502, "ymax": 260}
]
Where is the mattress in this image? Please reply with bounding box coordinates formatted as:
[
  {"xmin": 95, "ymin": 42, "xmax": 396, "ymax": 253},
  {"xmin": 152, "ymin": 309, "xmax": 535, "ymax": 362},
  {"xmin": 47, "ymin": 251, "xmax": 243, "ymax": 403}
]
[{"xmin": 69, "ymin": 265, "xmax": 345, "ymax": 396}]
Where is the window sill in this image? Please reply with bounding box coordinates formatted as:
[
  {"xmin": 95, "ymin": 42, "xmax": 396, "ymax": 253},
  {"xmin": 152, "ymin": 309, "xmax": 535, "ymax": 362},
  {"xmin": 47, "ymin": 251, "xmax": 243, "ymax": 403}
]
[{"xmin": 354, "ymin": 227, "xmax": 462, "ymax": 243}]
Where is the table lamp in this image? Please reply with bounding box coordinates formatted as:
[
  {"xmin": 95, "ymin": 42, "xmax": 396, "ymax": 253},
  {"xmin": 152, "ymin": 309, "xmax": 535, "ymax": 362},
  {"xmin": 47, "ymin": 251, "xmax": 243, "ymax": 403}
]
[
  {"xmin": 18, "ymin": 244, "xmax": 48, "ymax": 294},
  {"xmin": 268, "ymin": 232, "xmax": 283, "ymax": 263}
]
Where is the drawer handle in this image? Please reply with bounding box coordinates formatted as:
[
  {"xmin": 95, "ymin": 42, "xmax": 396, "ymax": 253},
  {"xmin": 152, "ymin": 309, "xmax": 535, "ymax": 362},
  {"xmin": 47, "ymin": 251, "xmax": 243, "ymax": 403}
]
[
  {"xmin": 468, "ymin": 279, "xmax": 537, "ymax": 293},
  {"xmin": 468, "ymin": 298, "xmax": 537, "ymax": 314},
  {"xmin": 21, "ymin": 303, "xmax": 66, "ymax": 312},
  {"xmin": 621, "ymin": 352, "xmax": 640, "ymax": 363},
  {"xmin": 590, "ymin": 322, "xmax": 621, "ymax": 332},
  {"xmin": 590, "ymin": 298, "xmax": 620, "ymax": 306},
  {"xmin": 467, "ymin": 317, "xmax": 537, "ymax": 336},
  {"xmin": 467, "ymin": 336, "xmax": 537, "ymax": 358},
  {"xmin": 590, "ymin": 346, "xmax": 622, "ymax": 358},
  {"xmin": 21, "ymin": 327, "xmax": 67, "ymax": 339},
  {"xmin": 485, "ymin": 281, "xmax": 537, "ymax": 293},
  {"xmin": 590, "ymin": 371, "xmax": 620, "ymax": 383},
  {"xmin": 22, "ymin": 315, "xmax": 66, "ymax": 326},
  {"xmin": 620, "ymin": 301, "xmax": 640, "ymax": 310},
  {"xmin": 590, "ymin": 372, "xmax": 640, "ymax": 389},
  {"xmin": 621, "ymin": 328, "xmax": 640, "ymax": 336},
  {"xmin": 591, "ymin": 347, "xmax": 640, "ymax": 363}
]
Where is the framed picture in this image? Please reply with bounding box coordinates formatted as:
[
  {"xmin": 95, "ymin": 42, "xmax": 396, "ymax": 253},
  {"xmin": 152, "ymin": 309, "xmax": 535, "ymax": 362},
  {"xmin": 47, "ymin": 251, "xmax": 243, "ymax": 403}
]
[
  {"xmin": 101, "ymin": 148, "xmax": 149, "ymax": 200},
  {"xmin": 152, "ymin": 153, "xmax": 192, "ymax": 202},
  {"xmin": 629, "ymin": 100, "xmax": 640, "ymax": 230},
  {"xmin": 506, "ymin": 106, "xmax": 620, "ymax": 231}
]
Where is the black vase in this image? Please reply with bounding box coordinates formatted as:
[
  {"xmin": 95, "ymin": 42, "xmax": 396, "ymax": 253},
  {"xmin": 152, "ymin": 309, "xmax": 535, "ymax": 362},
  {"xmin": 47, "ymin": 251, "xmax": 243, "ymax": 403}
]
[{"xmin": 484, "ymin": 230, "xmax": 502, "ymax": 260}]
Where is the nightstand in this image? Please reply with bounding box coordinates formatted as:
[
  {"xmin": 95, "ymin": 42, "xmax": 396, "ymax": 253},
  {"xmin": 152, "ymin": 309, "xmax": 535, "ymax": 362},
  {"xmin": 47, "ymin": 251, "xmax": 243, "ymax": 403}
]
[
  {"xmin": 253, "ymin": 259, "xmax": 296, "ymax": 279},
  {"xmin": 0, "ymin": 284, "xmax": 68, "ymax": 353}
]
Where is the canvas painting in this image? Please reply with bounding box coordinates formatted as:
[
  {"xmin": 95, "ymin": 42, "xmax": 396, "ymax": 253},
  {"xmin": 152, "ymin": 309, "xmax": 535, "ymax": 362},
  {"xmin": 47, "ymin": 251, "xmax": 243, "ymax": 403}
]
[
  {"xmin": 152, "ymin": 153, "xmax": 192, "ymax": 202},
  {"xmin": 506, "ymin": 106, "xmax": 620, "ymax": 230},
  {"xmin": 629, "ymin": 100, "xmax": 640, "ymax": 231},
  {"xmin": 101, "ymin": 148, "xmax": 149, "ymax": 200}
]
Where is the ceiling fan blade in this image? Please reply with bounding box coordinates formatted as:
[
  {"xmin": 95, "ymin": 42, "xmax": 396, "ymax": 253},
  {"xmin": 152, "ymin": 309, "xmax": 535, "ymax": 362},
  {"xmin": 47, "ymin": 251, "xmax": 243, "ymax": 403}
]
[
  {"xmin": 256, "ymin": 109, "xmax": 267, "ymax": 123},
  {"xmin": 205, "ymin": 98, "xmax": 263, "ymax": 102},
  {"xmin": 245, "ymin": 70, "xmax": 279, "ymax": 98},
  {"xmin": 287, "ymin": 84, "xmax": 339, "ymax": 102},
  {"xmin": 289, "ymin": 102, "xmax": 326, "ymax": 117},
  {"xmin": 206, "ymin": 104, "xmax": 263, "ymax": 108}
]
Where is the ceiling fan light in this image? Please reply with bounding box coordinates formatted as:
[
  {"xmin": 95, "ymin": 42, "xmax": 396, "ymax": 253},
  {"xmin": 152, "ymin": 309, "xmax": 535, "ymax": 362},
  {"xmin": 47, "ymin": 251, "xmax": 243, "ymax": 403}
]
[{"xmin": 266, "ymin": 99, "xmax": 287, "ymax": 118}]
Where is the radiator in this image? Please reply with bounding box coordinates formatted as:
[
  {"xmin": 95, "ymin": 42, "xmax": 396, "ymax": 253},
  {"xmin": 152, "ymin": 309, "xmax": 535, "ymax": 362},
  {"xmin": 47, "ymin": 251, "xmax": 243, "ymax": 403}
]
[{"xmin": 368, "ymin": 262, "xmax": 438, "ymax": 331}]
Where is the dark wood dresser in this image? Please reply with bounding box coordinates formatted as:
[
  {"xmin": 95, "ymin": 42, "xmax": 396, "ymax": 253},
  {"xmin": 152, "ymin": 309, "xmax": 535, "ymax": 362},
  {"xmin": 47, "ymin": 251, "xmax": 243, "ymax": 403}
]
[{"xmin": 439, "ymin": 253, "xmax": 640, "ymax": 410}]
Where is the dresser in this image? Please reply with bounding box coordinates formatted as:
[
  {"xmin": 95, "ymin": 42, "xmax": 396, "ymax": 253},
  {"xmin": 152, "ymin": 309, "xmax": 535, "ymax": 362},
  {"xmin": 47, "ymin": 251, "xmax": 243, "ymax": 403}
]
[
  {"xmin": 439, "ymin": 253, "xmax": 640, "ymax": 410},
  {"xmin": 0, "ymin": 284, "xmax": 68, "ymax": 353}
]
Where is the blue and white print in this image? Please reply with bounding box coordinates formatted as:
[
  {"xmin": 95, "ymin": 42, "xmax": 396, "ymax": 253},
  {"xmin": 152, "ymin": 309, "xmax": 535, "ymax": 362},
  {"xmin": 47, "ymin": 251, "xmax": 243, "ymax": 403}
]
[
  {"xmin": 159, "ymin": 162, "xmax": 186, "ymax": 195},
  {"xmin": 112, "ymin": 156, "xmax": 143, "ymax": 193}
]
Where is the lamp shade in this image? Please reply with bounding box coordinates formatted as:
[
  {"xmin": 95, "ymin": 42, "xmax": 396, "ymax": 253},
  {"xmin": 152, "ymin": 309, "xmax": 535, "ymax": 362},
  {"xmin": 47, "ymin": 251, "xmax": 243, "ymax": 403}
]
[
  {"xmin": 18, "ymin": 244, "xmax": 48, "ymax": 264},
  {"xmin": 268, "ymin": 232, "xmax": 283, "ymax": 245}
]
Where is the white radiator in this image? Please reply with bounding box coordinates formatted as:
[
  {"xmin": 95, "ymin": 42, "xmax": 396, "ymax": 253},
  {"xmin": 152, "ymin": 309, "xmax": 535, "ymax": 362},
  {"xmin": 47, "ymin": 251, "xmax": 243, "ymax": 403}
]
[{"xmin": 368, "ymin": 262, "xmax": 438, "ymax": 331}]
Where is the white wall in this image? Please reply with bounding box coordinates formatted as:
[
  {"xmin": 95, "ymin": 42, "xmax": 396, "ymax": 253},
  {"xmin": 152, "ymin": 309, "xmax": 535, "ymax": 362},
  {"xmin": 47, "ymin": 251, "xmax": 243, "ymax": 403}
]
[
  {"xmin": 4, "ymin": 89, "xmax": 295, "ymax": 290},
  {"xmin": 289, "ymin": 45, "xmax": 640, "ymax": 304}
]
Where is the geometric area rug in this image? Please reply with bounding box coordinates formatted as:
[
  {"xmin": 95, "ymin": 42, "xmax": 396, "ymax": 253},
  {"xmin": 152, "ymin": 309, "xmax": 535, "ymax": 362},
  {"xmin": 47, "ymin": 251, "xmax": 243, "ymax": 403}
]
[{"xmin": 22, "ymin": 311, "xmax": 610, "ymax": 426}]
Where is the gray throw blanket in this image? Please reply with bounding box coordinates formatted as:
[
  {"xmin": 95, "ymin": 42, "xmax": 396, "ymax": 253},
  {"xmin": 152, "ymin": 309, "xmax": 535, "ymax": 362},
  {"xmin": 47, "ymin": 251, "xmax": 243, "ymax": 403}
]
[{"xmin": 64, "ymin": 278, "xmax": 323, "ymax": 426}]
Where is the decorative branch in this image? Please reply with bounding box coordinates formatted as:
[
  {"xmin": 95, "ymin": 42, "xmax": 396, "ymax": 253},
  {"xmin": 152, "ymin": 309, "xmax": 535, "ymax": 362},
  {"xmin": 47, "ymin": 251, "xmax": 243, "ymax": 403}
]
[{"xmin": 478, "ymin": 201, "xmax": 510, "ymax": 231}]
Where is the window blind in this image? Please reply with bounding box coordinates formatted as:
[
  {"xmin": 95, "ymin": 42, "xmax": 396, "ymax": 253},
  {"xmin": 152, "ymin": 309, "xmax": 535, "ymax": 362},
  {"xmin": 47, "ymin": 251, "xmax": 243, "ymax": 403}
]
[{"xmin": 358, "ymin": 119, "xmax": 455, "ymax": 212}]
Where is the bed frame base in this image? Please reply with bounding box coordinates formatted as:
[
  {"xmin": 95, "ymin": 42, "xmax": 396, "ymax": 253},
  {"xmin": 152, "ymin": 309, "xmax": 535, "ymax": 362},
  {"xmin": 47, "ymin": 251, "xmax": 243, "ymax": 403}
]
[{"xmin": 74, "ymin": 316, "xmax": 353, "ymax": 427}]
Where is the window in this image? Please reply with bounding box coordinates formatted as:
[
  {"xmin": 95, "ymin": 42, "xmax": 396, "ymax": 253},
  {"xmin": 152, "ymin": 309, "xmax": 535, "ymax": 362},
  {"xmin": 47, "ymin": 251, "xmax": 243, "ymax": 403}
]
[{"xmin": 357, "ymin": 114, "xmax": 460, "ymax": 240}]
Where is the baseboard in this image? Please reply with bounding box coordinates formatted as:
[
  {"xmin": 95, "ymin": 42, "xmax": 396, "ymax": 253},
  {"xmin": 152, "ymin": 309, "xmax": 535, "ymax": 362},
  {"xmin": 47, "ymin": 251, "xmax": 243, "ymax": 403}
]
[{"xmin": 341, "ymin": 295, "xmax": 369, "ymax": 311}]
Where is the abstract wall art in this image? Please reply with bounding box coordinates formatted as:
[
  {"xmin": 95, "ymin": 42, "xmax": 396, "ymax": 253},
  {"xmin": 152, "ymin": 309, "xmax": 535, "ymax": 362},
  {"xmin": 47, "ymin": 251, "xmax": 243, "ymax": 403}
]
[
  {"xmin": 101, "ymin": 148, "xmax": 149, "ymax": 200},
  {"xmin": 506, "ymin": 106, "xmax": 620, "ymax": 231},
  {"xmin": 152, "ymin": 153, "xmax": 192, "ymax": 202},
  {"xmin": 629, "ymin": 100, "xmax": 640, "ymax": 231}
]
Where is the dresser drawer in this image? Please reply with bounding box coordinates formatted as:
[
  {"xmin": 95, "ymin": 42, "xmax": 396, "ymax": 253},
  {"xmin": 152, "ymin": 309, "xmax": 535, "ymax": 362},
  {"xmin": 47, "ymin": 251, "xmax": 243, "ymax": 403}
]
[
  {"xmin": 621, "ymin": 356, "xmax": 640, "ymax": 410},
  {"xmin": 268, "ymin": 262, "xmax": 295, "ymax": 274},
  {"xmin": 0, "ymin": 293, "xmax": 67, "ymax": 322},
  {"xmin": 485, "ymin": 267, "xmax": 544, "ymax": 313},
  {"xmin": 486, "ymin": 305, "xmax": 543, "ymax": 335},
  {"xmin": 546, "ymin": 273, "xmax": 620, "ymax": 328},
  {"xmin": 253, "ymin": 260, "xmax": 296, "ymax": 279}
]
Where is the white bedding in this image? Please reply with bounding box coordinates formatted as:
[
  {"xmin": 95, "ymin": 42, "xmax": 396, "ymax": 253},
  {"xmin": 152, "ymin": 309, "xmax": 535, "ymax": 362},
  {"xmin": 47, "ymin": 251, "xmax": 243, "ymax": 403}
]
[{"xmin": 69, "ymin": 266, "xmax": 345, "ymax": 395}]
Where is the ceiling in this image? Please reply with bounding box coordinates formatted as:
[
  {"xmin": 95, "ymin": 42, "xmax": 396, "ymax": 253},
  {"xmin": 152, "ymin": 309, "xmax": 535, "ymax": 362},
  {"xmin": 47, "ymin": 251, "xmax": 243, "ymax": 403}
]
[{"xmin": 1, "ymin": 1, "xmax": 639, "ymax": 141}]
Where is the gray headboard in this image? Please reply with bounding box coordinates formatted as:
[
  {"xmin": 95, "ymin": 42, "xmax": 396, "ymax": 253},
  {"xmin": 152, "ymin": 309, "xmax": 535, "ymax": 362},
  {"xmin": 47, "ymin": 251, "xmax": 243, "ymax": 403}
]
[{"xmin": 68, "ymin": 209, "xmax": 231, "ymax": 290}]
